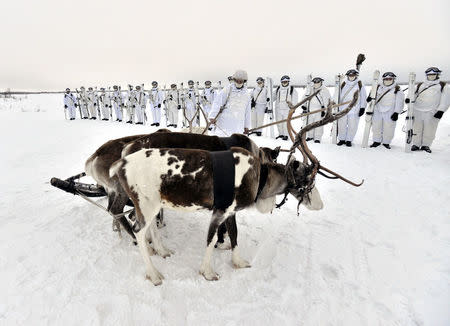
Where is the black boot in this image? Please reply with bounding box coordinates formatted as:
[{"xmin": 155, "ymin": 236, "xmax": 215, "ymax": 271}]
[
  {"xmin": 346, "ymin": 141, "xmax": 352, "ymax": 147},
  {"xmin": 382, "ymin": 144, "xmax": 391, "ymax": 149},
  {"xmin": 283, "ymin": 136, "xmax": 289, "ymax": 141},
  {"xmin": 337, "ymin": 140, "xmax": 345, "ymax": 146},
  {"xmin": 155, "ymin": 123, "xmax": 160, "ymax": 126},
  {"xmin": 411, "ymin": 145, "xmax": 420, "ymax": 151},
  {"xmin": 276, "ymin": 135, "xmax": 284, "ymax": 139},
  {"xmin": 257, "ymin": 132, "xmax": 262, "ymax": 136},
  {"xmin": 174, "ymin": 124, "xmax": 177, "ymax": 128},
  {"xmin": 314, "ymin": 140, "xmax": 320, "ymax": 143},
  {"xmin": 420, "ymin": 146, "xmax": 432, "ymax": 153},
  {"xmin": 306, "ymin": 137, "xmax": 313, "ymax": 141},
  {"xmin": 370, "ymin": 142, "xmax": 381, "ymax": 148}
]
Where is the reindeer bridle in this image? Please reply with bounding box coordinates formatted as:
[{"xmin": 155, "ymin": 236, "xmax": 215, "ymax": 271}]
[{"xmin": 277, "ymin": 91, "xmax": 364, "ymax": 212}]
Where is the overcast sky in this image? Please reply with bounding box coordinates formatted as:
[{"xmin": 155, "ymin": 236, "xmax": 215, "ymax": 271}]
[{"xmin": 1, "ymin": 0, "xmax": 449, "ymax": 90}]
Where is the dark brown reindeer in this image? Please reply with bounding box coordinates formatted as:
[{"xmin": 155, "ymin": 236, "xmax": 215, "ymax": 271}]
[{"xmin": 108, "ymin": 92, "xmax": 360, "ymax": 285}]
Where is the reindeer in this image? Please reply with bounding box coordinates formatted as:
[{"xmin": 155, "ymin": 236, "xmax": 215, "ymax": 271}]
[
  {"xmin": 85, "ymin": 131, "xmax": 280, "ymax": 246},
  {"xmin": 108, "ymin": 92, "xmax": 360, "ymax": 285}
]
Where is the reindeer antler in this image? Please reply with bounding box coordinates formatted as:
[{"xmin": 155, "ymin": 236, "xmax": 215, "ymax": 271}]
[{"xmin": 286, "ymin": 91, "xmax": 364, "ymax": 187}]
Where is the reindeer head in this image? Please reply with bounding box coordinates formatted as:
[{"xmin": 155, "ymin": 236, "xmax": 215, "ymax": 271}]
[{"xmin": 282, "ymin": 91, "xmax": 363, "ymax": 213}]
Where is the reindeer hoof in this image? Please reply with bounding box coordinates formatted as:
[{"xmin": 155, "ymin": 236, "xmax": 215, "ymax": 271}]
[
  {"xmin": 156, "ymin": 247, "xmax": 173, "ymax": 258},
  {"xmin": 200, "ymin": 269, "xmax": 220, "ymax": 281},
  {"xmin": 233, "ymin": 258, "xmax": 251, "ymax": 269},
  {"xmin": 146, "ymin": 270, "xmax": 164, "ymax": 286}
]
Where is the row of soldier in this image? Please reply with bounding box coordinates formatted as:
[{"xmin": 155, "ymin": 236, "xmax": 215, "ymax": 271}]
[{"xmin": 63, "ymin": 67, "xmax": 449, "ymax": 153}]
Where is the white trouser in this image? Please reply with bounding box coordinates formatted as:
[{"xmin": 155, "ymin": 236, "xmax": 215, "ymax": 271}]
[
  {"xmin": 113, "ymin": 103, "xmax": 122, "ymax": 120},
  {"xmin": 101, "ymin": 105, "xmax": 110, "ymax": 120},
  {"xmin": 68, "ymin": 106, "xmax": 76, "ymax": 119},
  {"xmin": 88, "ymin": 103, "xmax": 97, "ymax": 118},
  {"xmin": 412, "ymin": 109, "xmax": 440, "ymax": 147},
  {"xmin": 151, "ymin": 104, "xmax": 161, "ymax": 124},
  {"xmin": 337, "ymin": 114, "xmax": 360, "ymax": 142},
  {"xmin": 252, "ymin": 104, "xmax": 266, "ymax": 132},
  {"xmin": 167, "ymin": 103, "xmax": 178, "ymax": 126},
  {"xmin": 202, "ymin": 104, "xmax": 212, "ymax": 115},
  {"xmin": 306, "ymin": 111, "xmax": 324, "ymax": 141},
  {"xmin": 81, "ymin": 104, "xmax": 89, "ymax": 118},
  {"xmin": 276, "ymin": 106, "xmax": 289, "ymax": 136},
  {"xmin": 126, "ymin": 105, "xmax": 134, "ymax": 122},
  {"xmin": 135, "ymin": 106, "xmax": 145, "ymax": 123},
  {"xmin": 185, "ymin": 102, "xmax": 198, "ymax": 127},
  {"xmin": 372, "ymin": 110, "xmax": 396, "ymax": 144}
]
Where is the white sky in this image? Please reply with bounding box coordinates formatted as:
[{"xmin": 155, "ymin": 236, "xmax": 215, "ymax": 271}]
[{"xmin": 1, "ymin": 0, "xmax": 449, "ymax": 90}]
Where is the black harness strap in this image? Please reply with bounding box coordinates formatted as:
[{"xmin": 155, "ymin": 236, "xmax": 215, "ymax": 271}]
[
  {"xmin": 210, "ymin": 151, "xmax": 236, "ymax": 211},
  {"xmin": 255, "ymin": 164, "xmax": 268, "ymax": 202}
]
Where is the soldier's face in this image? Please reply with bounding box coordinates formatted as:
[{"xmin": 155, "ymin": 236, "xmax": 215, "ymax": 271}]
[
  {"xmin": 383, "ymin": 78, "xmax": 394, "ymax": 86},
  {"xmin": 281, "ymin": 81, "xmax": 289, "ymax": 87},
  {"xmin": 347, "ymin": 75, "xmax": 357, "ymax": 81},
  {"xmin": 313, "ymin": 82, "xmax": 322, "ymax": 89},
  {"xmin": 234, "ymin": 79, "xmax": 245, "ymax": 88},
  {"xmin": 427, "ymin": 74, "xmax": 437, "ymax": 81},
  {"xmin": 257, "ymin": 81, "xmax": 264, "ymax": 87}
]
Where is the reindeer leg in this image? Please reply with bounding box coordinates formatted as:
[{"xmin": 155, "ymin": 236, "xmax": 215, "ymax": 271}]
[
  {"xmin": 200, "ymin": 210, "xmax": 228, "ymax": 281},
  {"xmin": 148, "ymin": 217, "xmax": 173, "ymax": 258},
  {"xmin": 109, "ymin": 191, "xmax": 136, "ymax": 242},
  {"xmin": 225, "ymin": 215, "xmax": 250, "ymax": 269},
  {"xmin": 135, "ymin": 223, "xmax": 164, "ymax": 286},
  {"xmin": 215, "ymin": 221, "xmax": 231, "ymax": 250}
]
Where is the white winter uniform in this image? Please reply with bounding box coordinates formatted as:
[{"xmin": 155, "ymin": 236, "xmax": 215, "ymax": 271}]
[
  {"xmin": 274, "ymin": 85, "xmax": 298, "ymax": 137},
  {"xmin": 63, "ymin": 93, "xmax": 77, "ymax": 119},
  {"xmin": 135, "ymin": 90, "xmax": 148, "ymax": 124},
  {"xmin": 208, "ymin": 84, "xmax": 251, "ymax": 136},
  {"xmin": 87, "ymin": 90, "xmax": 98, "ymax": 118},
  {"xmin": 149, "ymin": 88, "xmax": 164, "ymax": 124},
  {"xmin": 412, "ymin": 80, "xmax": 450, "ymax": 147},
  {"xmin": 336, "ymin": 79, "xmax": 367, "ymax": 142},
  {"xmin": 182, "ymin": 87, "xmax": 199, "ymax": 127},
  {"xmin": 77, "ymin": 90, "xmax": 89, "ymax": 118},
  {"xmin": 303, "ymin": 86, "xmax": 331, "ymax": 141},
  {"xmin": 166, "ymin": 89, "xmax": 180, "ymax": 126},
  {"xmin": 251, "ymin": 86, "xmax": 269, "ymax": 132},
  {"xmin": 201, "ymin": 87, "xmax": 215, "ymax": 115},
  {"xmin": 126, "ymin": 90, "xmax": 137, "ymax": 122},
  {"xmin": 371, "ymin": 84, "xmax": 404, "ymax": 144},
  {"xmin": 99, "ymin": 92, "xmax": 112, "ymax": 120},
  {"xmin": 112, "ymin": 90, "xmax": 123, "ymax": 121}
]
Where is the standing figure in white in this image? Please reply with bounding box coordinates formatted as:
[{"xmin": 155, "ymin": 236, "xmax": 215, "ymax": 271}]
[
  {"xmin": 135, "ymin": 85, "xmax": 147, "ymax": 125},
  {"xmin": 149, "ymin": 81, "xmax": 164, "ymax": 127},
  {"xmin": 367, "ymin": 72, "xmax": 404, "ymax": 149},
  {"xmin": 112, "ymin": 85, "xmax": 123, "ymax": 122},
  {"xmin": 408, "ymin": 67, "xmax": 449, "ymax": 153},
  {"xmin": 166, "ymin": 84, "xmax": 181, "ymax": 127},
  {"xmin": 251, "ymin": 77, "xmax": 270, "ymax": 136},
  {"xmin": 87, "ymin": 87, "xmax": 98, "ymax": 120},
  {"xmin": 99, "ymin": 88, "xmax": 111, "ymax": 121},
  {"xmin": 208, "ymin": 69, "xmax": 251, "ymax": 136},
  {"xmin": 125, "ymin": 85, "xmax": 136, "ymax": 124},
  {"xmin": 201, "ymin": 80, "xmax": 215, "ymax": 116},
  {"xmin": 301, "ymin": 77, "xmax": 331, "ymax": 143},
  {"xmin": 63, "ymin": 88, "xmax": 77, "ymax": 120},
  {"xmin": 182, "ymin": 80, "xmax": 199, "ymax": 127},
  {"xmin": 336, "ymin": 69, "xmax": 367, "ymax": 147},
  {"xmin": 273, "ymin": 75, "xmax": 298, "ymax": 140},
  {"xmin": 77, "ymin": 86, "xmax": 89, "ymax": 119}
]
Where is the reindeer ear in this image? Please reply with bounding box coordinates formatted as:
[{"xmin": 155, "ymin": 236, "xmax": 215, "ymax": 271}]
[{"xmin": 271, "ymin": 146, "xmax": 281, "ymax": 160}]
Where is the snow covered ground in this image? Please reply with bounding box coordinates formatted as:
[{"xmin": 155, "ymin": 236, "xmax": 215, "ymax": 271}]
[{"xmin": 0, "ymin": 94, "xmax": 449, "ymax": 326}]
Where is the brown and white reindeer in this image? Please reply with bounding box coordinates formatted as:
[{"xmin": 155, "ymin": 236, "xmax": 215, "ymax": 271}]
[
  {"xmin": 85, "ymin": 131, "xmax": 280, "ymax": 245},
  {"xmin": 108, "ymin": 92, "xmax": 360, "ymax": 285}
]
